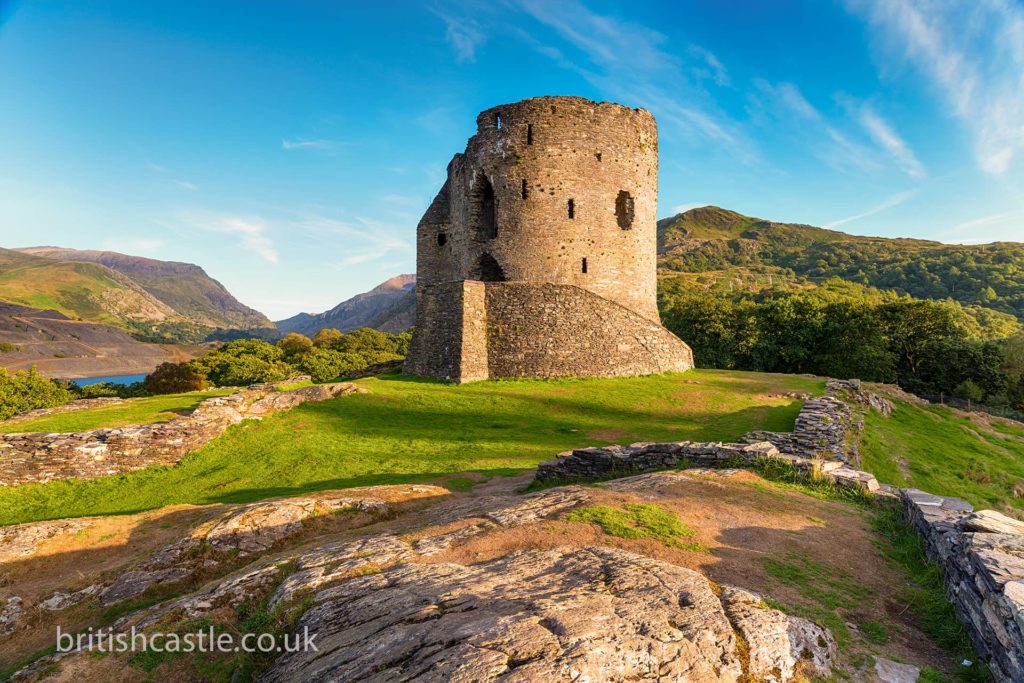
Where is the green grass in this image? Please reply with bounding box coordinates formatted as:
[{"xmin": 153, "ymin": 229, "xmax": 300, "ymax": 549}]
[
  {"xmin": 565, "ymin": 502, "xmax": 704, "ymax": 550},
  {"xmin": 0, "ymin": 369, "xmax": 822, "ymax": 525},
  {"xmin": 0, "ymin": 389, "xmax": 235, "ymax": 434},
  {"xmin": 870, "ymin": 502, "xmax": 989, "ymax": 682},
  {"xmin": 862, "ymin": 398, "xmax": 1024, "ymax": 512}
]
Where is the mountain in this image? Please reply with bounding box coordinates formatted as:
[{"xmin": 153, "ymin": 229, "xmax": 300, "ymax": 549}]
[
  {"xmin": 657, "ymin": 206, "xmax": 1024, "ymax": 320},
  {"xmin": 276, "ymin": 275, "xmax": 416, "ymax": 337},
  {"xmin": 15, "ymin": 247, "xmax": 274, "ymax": 332},
  {"xmin": 0, "ymin": 248, "xmax": 179, "ymax": 329}
]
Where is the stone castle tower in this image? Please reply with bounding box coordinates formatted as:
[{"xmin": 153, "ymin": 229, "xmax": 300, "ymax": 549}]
[{"xmin": 404, "ymin": 95, "xmax": 693, "ymax": 382}]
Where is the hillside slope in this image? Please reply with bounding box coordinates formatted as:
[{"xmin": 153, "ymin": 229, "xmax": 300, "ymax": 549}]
[
  {"xmin": 277, "ymin": 274, "xmax": 415, "ymax": 336},
  {"xmin": 15, "ymin": 247, "xmax": 274, "ymax": 332},
  {"xmin": 0, "ymin": 301, "xmax": 197, "ymax": 378},
  {"xmin": 658, "ymin": 206, "xmax": 1024, "ymax": 319}
]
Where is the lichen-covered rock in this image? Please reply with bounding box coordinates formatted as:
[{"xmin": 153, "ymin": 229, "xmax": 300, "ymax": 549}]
[
  {"xmin": 38, "ymin": 584, "xmax": 102, "ymax": 611},
  {"xmin": 100, "ymin": 568, "xmax": 191, "ymax": 606},
  {"xmin": 720, "ymin": 586, "xmax": 836, "ymax": 682},
  {"xmin": 261, "ymin": 547, "xmax": 833, "ymax": 683},
  {"xmin": 962, "ymin": 510, "xmax": 1024, "ymax": 535}
]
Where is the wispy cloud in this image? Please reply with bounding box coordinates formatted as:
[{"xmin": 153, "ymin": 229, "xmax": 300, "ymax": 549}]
[
  {"xmin": 174, "ymin": 179, "xmax": 198, "ymax": 191},
  {"xmin": 850, "ymin": 101, "xmax": 926, "ymax": 179},
  {"xmin": 509, "ymin": 0, "xmax": 756, "ymax": 162},
  {"xmin": 289, "ymin": 212, "xmax": 413, "ymax": 268},
  {"xmin": 181, "ymin": 212, "xmax": 278, "ymax": 264},
  {"xmin": 751, "ymin": 80, "xmax": 883, "ymax": 175},
  {"xmin": 281, "ymin": 138, "xmax": 344, "ymax": 153},
  {"xmin": 847, "ymin": 0, "xmax": 1024, "ymax": 175},
  {"xmin": 949, "ymin": 212, "xmax": 1011, "ymax": 232},
  {"xmin": 433, "ymin": 10, "xmax": 485, "ymax": 63},
  {"xmin": 824, "ymin": 190, "xmax": 916, "ymax": 229},
  {"xmin": 938, "ymin": 211, "xmax": 1018, "ymax": 243},
  {"xmin": 688, "ymin": 45, "xmax": 729, "ymax": 86}
]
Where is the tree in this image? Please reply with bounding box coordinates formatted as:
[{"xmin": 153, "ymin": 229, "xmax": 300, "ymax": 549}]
[
  {"xmin": 954, "ymin": 379, "xmax": 983, "ymax": 402},
  {"xmin": 143, "ymin": 362, "xmax": 209, "ymax": 394},
  {"xmin": 313, "ymin": 328, "xmax": 344, "ymax": 348},
  {"xmin": 277, "ymin": 333, "xmax": 313, "ymax": 360}
]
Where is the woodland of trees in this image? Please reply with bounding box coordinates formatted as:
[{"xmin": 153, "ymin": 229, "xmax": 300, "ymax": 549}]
[{"xmin": 659, "ymin": 277, "xmax": 1024, "ymax": 411}]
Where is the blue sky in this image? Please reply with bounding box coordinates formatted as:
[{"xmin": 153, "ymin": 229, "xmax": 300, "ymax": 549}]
[{"xmin": 1, "ymin": 0, "xmax": 1022, "ymax": 319}]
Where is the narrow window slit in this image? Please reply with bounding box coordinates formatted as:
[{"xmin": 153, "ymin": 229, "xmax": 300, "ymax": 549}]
[
  {"xmin": 437, "ymin": 232, "xmax": 447, "ymax": 247},
  {"xmin": 527, "ymin": 124, "xmax": 533, "ymax": 145},
  {"xmin": 521, "ymin": 179, "xmax": 528, "ymax": 200},
  {"xmin": 567, "ymin": 199, "xmax": 575, "ymax": 219},
  {"xmin": 495, "ymin": 113, "xmax": 502, "ymax": 129},
  {"xmin": 581, "ymin": 257, "xmax": 588, "ymax": 274},
  {"xmin": 595, "ymin": 151, "xmax": 602, "ymax": 162}
]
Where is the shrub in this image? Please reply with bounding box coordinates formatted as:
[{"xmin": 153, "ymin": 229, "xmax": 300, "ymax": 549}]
[
  {"xmin": 192, "ymin": 339, "xmax": 292, "ymax": 386},
  {"xmin": 143, "ymin": 362, "xmax": 210, "ymax": 394},
  {"xmin": 0, "ymin": 367, "xmax": 75, "ymax": 420},
  {"xmin": 297, "ymin": 348, "xmax": 368, "ymax": 382},
  {"xmin": 202, "ymin": 356, "xmax": 292, "ymax": 387}
]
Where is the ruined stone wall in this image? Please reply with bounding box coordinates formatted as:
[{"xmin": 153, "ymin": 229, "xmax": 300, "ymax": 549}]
[
  {"xmin": 403, "ymin": 282, "xmax": 487, "ymax": 383},
  {"xmin": 903, "ymin": 491, "xmax": 1024, "ymax": 682},
  {"xmin": 0, "ymin": 381, "xmax": 363, "ymax": 486}
]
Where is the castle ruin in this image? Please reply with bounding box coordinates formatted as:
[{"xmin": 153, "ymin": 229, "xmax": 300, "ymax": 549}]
[{"xmin": 404, "ymin": 96, "xmax": 693, "ymax": 382}]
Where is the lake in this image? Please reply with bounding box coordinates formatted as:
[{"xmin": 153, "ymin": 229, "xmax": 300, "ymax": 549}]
[{"xmin": 70, "ymin": 373, "xmax": 147, "ymax": 387}]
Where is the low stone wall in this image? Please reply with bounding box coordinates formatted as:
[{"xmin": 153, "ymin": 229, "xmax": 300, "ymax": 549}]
[
  {"xmin": 0, "ymin": 380, "xmax": 365, "ymax": 487},
  {"xmin": 902, "ymin": 490, "xmax": 1024, "ymax": 682}
]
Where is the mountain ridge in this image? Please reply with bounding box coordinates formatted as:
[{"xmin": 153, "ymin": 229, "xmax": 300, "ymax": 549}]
[
  {"xmin": 15, "ymin": 246, "xmax": 274, "ymax": 332},
  {"xmin": 276, "ymin": 274, "xmax": 415, "ymax": 336}
]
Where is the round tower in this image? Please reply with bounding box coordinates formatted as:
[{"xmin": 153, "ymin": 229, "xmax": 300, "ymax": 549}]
[
  {"xmin": 406, "ymin": 95, "xmax": 692, "ymax": 382},
  {"xmin": 418, "ymin": 95, "xmax": 659, "ymax": 321}
]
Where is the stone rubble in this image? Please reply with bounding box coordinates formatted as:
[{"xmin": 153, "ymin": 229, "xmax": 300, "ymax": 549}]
[
  {"xmin": 0, "ymin": 596, "xmax": 23, "ymax": 635},
  {"xmin": 0, "ymin": 378, "xmax": 365, "ymax": 486}
]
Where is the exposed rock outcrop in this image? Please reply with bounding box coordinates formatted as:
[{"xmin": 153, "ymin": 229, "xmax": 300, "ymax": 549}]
[{"xmin": 263, "ymin": 548, "xmax": 835, "ymax": 683}]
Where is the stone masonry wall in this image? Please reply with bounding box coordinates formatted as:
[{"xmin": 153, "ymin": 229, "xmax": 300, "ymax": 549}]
[
  {"xmin": 533, "ymin": 379, "xmax": 1024, "ymax": 681},
  {"xmin": 0, "ymin": 379, "xmax": 364, "ymax": 486},
  {"xmin": 484, "ymin": 282, "xmax": 692, "ymax": 380},
  {"xmin": 902, "ymin": 490, "xmax": 1024, "ymax": 682}
]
